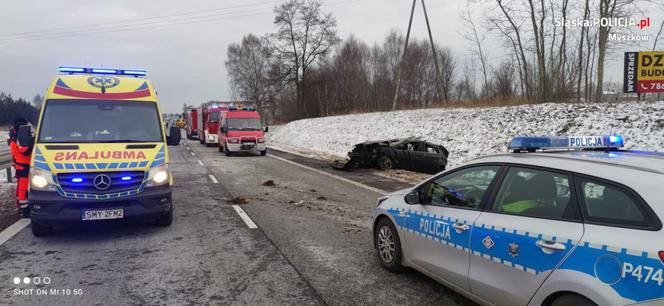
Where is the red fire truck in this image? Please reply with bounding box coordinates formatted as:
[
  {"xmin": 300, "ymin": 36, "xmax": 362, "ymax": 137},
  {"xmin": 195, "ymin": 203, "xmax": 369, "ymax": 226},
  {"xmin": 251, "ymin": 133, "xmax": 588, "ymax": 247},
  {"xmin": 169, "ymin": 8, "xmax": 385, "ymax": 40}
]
[
  {"xmin": 218, "ymin": 106, "xmax": 268, "ymax": 156},
  {"xmin": 196, "ymin": 101, "xmax": 254, "ymax": 146},
  {"xmin": 186, "ymin": 106, "xmax": 198, "ymax": 140}
]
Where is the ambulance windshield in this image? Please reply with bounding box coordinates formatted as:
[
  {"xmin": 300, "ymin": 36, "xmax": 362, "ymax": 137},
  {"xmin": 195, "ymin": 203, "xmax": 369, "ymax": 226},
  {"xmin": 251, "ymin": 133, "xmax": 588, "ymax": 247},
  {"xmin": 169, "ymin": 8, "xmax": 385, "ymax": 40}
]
[{"xmin": 38, "ymin": 100, "xmax": 164, "ymax": 143}]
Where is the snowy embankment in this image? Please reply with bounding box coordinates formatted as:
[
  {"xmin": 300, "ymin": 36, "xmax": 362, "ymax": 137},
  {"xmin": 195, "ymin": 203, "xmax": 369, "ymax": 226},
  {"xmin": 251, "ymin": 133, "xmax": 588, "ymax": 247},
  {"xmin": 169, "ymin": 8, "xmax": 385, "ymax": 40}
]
[{"xmin": 268, "ymin": 101, "xmax": 664, "ymax": 168}]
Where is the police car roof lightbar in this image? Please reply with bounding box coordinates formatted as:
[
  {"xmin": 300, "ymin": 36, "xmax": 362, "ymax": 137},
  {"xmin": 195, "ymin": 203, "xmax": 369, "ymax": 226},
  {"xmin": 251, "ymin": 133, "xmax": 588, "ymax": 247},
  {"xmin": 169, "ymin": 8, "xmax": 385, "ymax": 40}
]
[
  {"xmin": 58, "ymin": 67, "xmax": 148, "ymax": 77},
  {"xmin": 508, "ymin": 135, "xmax": 625, "ymax": 152}
]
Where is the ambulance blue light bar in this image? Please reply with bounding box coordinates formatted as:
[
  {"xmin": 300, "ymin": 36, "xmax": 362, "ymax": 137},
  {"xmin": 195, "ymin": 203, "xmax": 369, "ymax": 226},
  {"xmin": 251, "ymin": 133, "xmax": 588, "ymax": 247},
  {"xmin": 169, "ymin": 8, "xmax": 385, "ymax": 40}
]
[
  {"xmin": 508, "ymin": 135, "xmax": 625, "ymax": 152},
  {"xmin": 58, "ymin": 67, "xmax": 147, "ymax": 77}
]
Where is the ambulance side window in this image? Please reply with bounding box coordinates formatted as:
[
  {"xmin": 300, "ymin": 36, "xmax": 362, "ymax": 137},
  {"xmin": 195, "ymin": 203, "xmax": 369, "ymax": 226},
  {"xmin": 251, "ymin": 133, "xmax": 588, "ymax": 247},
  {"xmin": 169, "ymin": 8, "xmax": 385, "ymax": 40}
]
[{"xmin": 576, "ymin": 177, "xmax": 659, "ymax": 230}]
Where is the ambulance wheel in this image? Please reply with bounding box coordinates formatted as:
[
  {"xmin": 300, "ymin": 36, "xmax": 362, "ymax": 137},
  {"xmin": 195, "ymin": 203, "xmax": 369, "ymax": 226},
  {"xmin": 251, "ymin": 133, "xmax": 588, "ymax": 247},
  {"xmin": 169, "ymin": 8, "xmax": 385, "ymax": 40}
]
[
  {"xmin": 374, "ymin": 218, "xmax": 404, "ymax": 272},
  {"xmin": 31, "ymin": 221, "xmax": 53, "ymax": 237},
  {"xmin": 225, "ymin": 145, "xmax": 232, "ymax": 157},
  {"xmin": 155, "ymin": 206, "xmax": 173, "ymax": 227},
  {"xmin": 377, "ymin": 156, "xmax": 394, "ymax": 170},
  {"xmin": 550, "ymin": 294, "xmax": 596, "ymax": 306},
  {"xmin": 260, "ymin": 149, "xmax": 267, "ymax": 156}
]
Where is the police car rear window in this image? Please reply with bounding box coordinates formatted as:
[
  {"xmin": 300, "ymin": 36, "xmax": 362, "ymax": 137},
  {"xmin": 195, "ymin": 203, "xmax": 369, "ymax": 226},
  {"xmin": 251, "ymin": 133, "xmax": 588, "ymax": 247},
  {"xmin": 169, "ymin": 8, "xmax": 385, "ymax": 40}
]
[
  {"xmin": 576, "ymin": 177, "xmax": 659, "ymax": 230},
  {"xmin": 492, "ymin": 167, "xmax": 579, "ymax": 221}
]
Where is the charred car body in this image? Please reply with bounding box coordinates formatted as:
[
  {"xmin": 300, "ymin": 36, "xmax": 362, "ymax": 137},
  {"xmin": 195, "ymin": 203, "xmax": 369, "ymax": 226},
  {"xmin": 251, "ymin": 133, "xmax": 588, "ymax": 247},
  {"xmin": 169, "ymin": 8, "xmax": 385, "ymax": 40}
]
[{"xmin": 335, "ymin": 138, "xmax": 449, "ymax": 174}]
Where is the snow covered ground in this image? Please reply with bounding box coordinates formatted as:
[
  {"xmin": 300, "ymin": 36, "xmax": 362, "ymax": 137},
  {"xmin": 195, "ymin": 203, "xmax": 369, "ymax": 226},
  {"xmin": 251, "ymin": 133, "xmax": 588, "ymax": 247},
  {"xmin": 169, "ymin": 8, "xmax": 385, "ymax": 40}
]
[{"xmin": 268, "ymin": 101, "xmax": 664, "ymax": 168}]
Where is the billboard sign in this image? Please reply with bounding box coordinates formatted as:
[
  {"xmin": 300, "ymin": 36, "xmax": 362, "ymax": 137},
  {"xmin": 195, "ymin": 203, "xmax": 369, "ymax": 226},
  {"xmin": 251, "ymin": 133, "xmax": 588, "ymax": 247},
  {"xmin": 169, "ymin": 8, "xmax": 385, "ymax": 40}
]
[{"xmin": 624, "ymin": 51, "xmax": 664, "ymax": 93}]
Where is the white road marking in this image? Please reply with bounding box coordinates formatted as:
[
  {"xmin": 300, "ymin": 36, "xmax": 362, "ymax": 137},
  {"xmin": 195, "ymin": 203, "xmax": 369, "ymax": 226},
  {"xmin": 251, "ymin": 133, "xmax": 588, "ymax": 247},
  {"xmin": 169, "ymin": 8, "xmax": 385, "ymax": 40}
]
[
  {"xmin": 209, "ymin": 174, "xmax": 219, "ymax": 184},
  {"xmin": 267, "ymin": 154, "xmax": 388, "ymax": 195},
  {"xmin": 186, "ymin": 146, "xmax": 190, "ymax": 150},
  {"xmin": 197, "ymin": 160, "xmax": 204, "ymax": 166},
  {"xmin": 191, "ymin": 152, "xmax": 196, "ymax": 156},
  {"xmin": 0, "ymin": 219, "xmax": 30, "ymax": 246},
  {"xmin": 232, "ymin": 205, "xmax": 258, "ymax": 229}
]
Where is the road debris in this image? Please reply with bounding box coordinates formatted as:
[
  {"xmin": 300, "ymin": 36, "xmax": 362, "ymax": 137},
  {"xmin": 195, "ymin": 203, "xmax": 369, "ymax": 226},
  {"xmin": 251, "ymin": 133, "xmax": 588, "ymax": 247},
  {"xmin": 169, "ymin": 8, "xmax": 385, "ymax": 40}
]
[{"xmin": 230, "ymin": 196, "xmax": 248, "ymax": 204}]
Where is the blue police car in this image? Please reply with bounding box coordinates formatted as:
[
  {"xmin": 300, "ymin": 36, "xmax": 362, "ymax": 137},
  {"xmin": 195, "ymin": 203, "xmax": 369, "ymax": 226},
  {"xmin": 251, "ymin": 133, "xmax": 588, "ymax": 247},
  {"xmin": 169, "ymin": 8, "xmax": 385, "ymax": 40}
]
[{"xmin": 373, "ymin": 135, "xmax": 663, "ymax": 306}]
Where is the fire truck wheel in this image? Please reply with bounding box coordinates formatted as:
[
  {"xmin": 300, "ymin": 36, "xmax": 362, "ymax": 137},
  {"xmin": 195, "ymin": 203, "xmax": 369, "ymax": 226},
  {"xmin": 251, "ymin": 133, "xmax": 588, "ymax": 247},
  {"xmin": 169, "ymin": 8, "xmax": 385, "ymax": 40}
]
[
  {"xmin": 218, "ymin": 144, "xmax": 223, "ymax": 152},
  {"xmin": 260, "ymin": 149, "xmax": 267, "ymax": 156},
  {"xmin": 225, "ymin": 145, "xmax": 232, "ymax": 157},
  {"xmin": 155, "ymin": 206, "xmax": 173, "ymax": 227},
  {"xmin": 31, "ymin": 221, "xmax": 53, "ymax": 237}
]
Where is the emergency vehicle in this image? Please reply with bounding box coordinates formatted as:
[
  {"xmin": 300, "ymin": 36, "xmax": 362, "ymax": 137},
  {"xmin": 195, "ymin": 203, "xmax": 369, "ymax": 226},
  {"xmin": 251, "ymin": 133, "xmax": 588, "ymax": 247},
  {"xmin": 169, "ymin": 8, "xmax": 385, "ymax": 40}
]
[
  {"xmin": 196, "ymin": 101, "xmax": 255, "ymax": 146},
  {"xmin": 186, "ymin": 106, "xmax": 198, "ymax": 140},
  {"xmin": 217, "ymin": 107, "xmax": 268, "ymax": 156},
  {"xmin": 373, "ymin": 135, "xmax": 664, "ymax": 306},
  {"xmin": 26, "ymin": 67, "xmax": 175, "ymax": 236}
]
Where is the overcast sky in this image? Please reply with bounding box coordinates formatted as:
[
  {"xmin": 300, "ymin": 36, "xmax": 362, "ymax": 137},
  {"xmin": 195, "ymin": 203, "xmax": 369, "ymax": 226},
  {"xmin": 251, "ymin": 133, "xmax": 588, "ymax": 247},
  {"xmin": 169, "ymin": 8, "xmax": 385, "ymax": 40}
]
[{"xmin": 0, "ymin": 0, "xmax": 661, "ymax": 113}]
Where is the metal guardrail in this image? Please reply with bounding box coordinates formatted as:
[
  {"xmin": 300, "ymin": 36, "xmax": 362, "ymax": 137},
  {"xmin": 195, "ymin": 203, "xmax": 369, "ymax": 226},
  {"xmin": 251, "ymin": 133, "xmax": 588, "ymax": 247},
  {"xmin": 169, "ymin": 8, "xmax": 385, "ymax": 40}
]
[{"xmin": 0, "ymin": 147, "xmax": 12, "ymax": 183}]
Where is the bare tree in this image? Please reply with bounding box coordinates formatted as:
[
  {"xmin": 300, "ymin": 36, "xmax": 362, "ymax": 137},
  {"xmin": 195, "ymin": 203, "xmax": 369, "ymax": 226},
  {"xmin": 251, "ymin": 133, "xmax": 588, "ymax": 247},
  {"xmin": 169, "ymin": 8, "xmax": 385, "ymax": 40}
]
[
  {"xmin": 266, "ymin": 0, "xmax": 340, "ymax": 118},
  {"xmin": 461, "ymin": 0, "xmax": 489, "ymax": 96},
  {"xmin": 492, "ymin": 61, "xmax": 516, "ymax": 98},
  {"xmin": 438, "ymin": 46, "xmax": 456, "ymax": 101},
  {"xmin": 492, "ymin": 0, "xmax": 531, "ymax": 100},
  {"xmin": 225, "ymin": 34, "xmax": 280, "ymax": 121}
]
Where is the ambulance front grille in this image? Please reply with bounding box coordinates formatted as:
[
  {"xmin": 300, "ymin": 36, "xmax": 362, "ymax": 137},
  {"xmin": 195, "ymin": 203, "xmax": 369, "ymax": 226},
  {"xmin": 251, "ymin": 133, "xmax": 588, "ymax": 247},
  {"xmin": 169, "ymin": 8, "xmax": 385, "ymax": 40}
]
[{"xmin": 57, "ymin": 171, "xmax": 145, "ymax": 195}]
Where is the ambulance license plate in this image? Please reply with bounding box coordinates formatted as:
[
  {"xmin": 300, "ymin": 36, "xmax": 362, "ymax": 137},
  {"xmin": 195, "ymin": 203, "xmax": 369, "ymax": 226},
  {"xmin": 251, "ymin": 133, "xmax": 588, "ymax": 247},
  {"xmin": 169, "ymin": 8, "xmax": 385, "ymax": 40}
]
[{"xmin": 82, "ymin": 209, "xmax": 124, "ymax": 220}]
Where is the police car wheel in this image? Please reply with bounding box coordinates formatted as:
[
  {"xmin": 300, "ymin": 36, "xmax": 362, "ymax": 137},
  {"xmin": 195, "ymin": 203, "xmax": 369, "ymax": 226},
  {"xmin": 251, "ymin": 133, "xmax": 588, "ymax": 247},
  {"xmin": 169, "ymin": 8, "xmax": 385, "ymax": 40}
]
[
  {"xmin": 550, "ymin": 293, "xmax": 596, "ymax": 306},
  {"xmin": 375, "ymin": 218, "xmax": 404, "ymax": 272},
  {"xmin": 155, "ymin": 207, "xmax": 173, "ymax": 227},
  {"xmin": 377, "ymin": 156, "xmax": 394, "ymax": 170},
  {"xmin": 31, "ymin": 222, "xmax": 53, "ymax": 237}
]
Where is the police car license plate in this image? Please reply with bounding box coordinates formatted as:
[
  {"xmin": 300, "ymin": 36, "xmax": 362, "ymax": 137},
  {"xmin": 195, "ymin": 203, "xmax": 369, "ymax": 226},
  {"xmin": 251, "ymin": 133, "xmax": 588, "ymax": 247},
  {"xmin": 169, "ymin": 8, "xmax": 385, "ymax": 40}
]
[{"xmin": 82, "ymin": 209, "xmax": 124, "ymax": 220}]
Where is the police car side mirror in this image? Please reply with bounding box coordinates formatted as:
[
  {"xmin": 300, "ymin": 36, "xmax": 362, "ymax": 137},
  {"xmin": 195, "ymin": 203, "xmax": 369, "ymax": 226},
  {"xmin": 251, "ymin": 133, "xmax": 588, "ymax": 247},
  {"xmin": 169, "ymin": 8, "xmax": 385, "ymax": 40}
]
[
  {"xmin": 17, "ymin": 125, "xmax": 34, "ymax": 147},
  {"xmin": 167, "ymin": 126, "xmax": 181, "ymax": 146},
  {"xmin": 263, "ymin": 126, "xmax": 269, "ymax": 133},
  {"xmin": 405, "ymin": 191, "xmax": 421, "ymax": 205}
]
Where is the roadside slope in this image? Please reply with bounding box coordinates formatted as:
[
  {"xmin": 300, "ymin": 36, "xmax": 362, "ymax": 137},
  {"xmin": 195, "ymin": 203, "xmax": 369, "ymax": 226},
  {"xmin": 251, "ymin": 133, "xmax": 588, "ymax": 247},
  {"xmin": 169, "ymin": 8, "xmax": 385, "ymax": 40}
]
[{"xmin": 268, "ymin": 101, "xmax": 664, "ymax": 167}]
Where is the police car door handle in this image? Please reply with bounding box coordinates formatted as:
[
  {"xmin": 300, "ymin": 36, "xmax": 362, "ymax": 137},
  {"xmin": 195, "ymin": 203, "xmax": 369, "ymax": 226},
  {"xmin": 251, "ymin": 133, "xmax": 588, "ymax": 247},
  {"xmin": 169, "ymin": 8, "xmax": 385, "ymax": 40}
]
[
  {"xmin": 452, "ymin": 223, "xmax": 469, "ymax": 232},
  {"xmin": 535, "ymin": 240, "xmax": 566, "ymax": 252}
]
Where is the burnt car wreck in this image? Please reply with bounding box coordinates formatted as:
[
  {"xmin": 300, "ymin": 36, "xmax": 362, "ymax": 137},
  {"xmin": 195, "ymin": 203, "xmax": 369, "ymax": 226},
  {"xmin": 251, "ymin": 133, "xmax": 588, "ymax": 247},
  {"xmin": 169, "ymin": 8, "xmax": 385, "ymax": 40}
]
[{"xmin": 331, "ymin": 138, "xmax": 449, "ymax": 174}]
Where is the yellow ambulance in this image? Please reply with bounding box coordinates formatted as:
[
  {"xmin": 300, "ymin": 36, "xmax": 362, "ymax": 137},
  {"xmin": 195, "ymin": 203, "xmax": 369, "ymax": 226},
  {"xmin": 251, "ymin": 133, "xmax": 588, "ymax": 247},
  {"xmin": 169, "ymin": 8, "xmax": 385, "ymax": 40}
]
[{"xmin": 23, "ymin": 67, "xmax": 177, "ymax": 236}]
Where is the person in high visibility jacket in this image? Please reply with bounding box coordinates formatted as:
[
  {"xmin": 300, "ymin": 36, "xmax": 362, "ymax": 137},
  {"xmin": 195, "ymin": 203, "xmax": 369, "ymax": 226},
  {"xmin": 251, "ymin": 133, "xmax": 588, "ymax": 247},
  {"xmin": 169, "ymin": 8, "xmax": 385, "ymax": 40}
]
[{"xmin": 8, "ymin": 118, "xmax": 32, "ymax": 217}]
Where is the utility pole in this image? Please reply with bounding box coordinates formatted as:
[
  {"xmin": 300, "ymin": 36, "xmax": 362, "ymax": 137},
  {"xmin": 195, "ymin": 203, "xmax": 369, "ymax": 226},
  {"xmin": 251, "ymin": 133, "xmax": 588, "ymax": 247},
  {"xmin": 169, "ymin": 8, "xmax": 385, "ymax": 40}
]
[
  {"xmin": 392, "ymin": 0, "xmax": 416, "ymax": 111},
  {"xmin": 392, "ymin": 0, "xmax": 442, "ymax": 110}
]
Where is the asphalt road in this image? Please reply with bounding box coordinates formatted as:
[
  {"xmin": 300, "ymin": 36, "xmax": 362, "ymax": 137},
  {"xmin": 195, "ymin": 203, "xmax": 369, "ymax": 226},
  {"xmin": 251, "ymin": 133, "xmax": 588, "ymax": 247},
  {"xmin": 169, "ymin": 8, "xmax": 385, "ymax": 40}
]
[
  {"xmin": 0, "ymin": 144, "xmax": 321, "ymax": 305},
  {"xmin": 0, "ymin": 141, "xmax": 474, "ymax": 305}
]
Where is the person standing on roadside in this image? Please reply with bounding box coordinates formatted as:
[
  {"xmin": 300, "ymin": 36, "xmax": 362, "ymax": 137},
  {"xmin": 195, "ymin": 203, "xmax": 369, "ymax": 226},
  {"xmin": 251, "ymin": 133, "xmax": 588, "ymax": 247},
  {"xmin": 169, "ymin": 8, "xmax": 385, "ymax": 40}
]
[{"xmin": 8, "ymin": 117, "xmax": 33, "ymax": 217}]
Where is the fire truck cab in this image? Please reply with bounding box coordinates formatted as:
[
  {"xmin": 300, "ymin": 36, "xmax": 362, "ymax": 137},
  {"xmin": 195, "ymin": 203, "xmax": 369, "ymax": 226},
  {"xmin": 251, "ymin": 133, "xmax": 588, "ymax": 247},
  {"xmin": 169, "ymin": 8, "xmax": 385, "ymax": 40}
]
[
  {"xmin": 185, "ymin": 107, "xmax": 197, "ymax": 140},
  {"xmin": 218, "ymin": 107, "xmax": 268, "ymax": 156},
  {"xmin": 196, "ymin": 102, "xmax": 225, "ymax": 146}
]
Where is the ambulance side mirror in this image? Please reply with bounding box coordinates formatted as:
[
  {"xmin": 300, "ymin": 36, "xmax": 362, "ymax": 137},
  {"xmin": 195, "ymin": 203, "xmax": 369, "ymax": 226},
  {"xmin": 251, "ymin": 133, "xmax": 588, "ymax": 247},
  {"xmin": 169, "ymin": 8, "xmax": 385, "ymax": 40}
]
[
  {"xmin": 167, "ymin": 126, "xmax": 181, "ymax": 146},
  {"xmin": 17, "ymin": 125, "xmax": 34, "ymax": 147}
]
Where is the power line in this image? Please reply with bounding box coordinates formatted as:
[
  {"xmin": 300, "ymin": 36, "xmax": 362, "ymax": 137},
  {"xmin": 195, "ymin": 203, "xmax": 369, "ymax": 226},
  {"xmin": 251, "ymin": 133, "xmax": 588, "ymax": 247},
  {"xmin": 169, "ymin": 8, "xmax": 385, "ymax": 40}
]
[
  {"xmin": 0, "ymin": 0, "xmax": 278, "ymax": 39},
  {"xmin": 0, "ymin": 7, "xmax": 276, "ymax": 44},
  {"xmin": 0, "ymin": 0, "xmax": 359, "ymax": 45}
]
